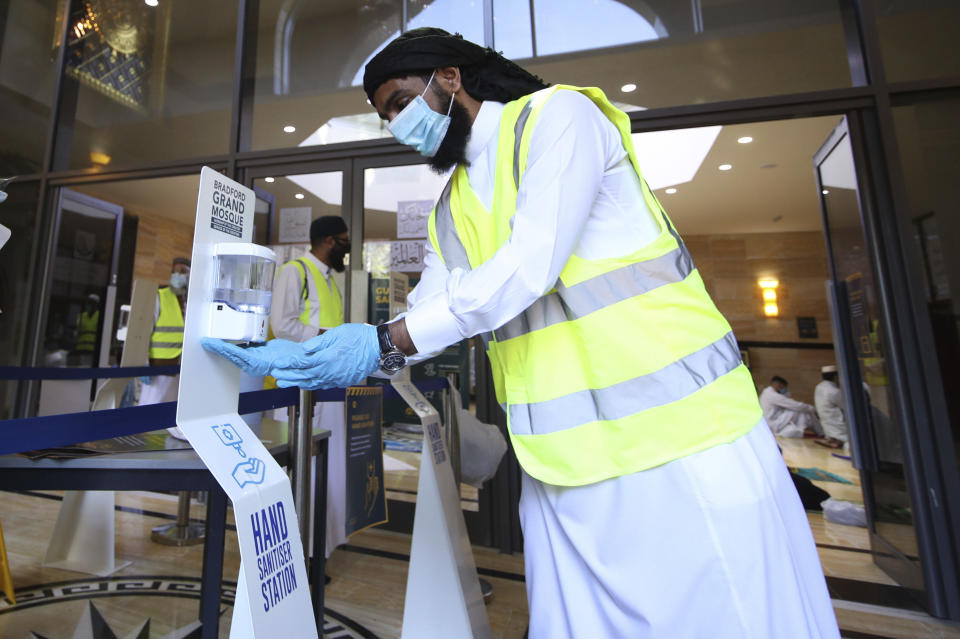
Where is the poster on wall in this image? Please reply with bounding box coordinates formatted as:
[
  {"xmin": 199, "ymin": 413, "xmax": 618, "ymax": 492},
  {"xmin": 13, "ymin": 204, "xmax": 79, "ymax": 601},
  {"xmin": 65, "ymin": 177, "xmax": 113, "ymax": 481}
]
[
  {"xmin": 390, "ymin": 240, "xmax": 426, "ymax": 272},
  {"xmin": 345, "ymin": 386, "xmax": 387, "ymax": 535},
  {"xmin": 397, "ymin": 200, "xmax": 433, "ymax": 238},
  {"xmin": 278, "ymin": 207, "xmax": 311, "ymax": 243}
]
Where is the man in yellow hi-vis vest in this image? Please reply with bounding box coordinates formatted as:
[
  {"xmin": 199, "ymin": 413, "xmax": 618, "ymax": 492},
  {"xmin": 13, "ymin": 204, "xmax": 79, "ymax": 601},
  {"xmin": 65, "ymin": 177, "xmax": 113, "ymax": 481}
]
[
  {"xmin": 140, "ymin": 257, "xmax": 189, "ymax": 438},
  {"xmin": 204, "ymin": 29, "xmax": 839, "ymax": 639},
  {"xmin": 269, "ymin": 215, "xmax": 348, "ymax": 568}
]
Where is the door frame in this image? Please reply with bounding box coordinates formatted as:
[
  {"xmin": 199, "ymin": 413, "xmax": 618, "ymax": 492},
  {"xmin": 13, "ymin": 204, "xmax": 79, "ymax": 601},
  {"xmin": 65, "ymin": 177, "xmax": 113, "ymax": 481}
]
[{"xmin": 815, "ymin": 113, "xmax": 960, "ymax": 618}]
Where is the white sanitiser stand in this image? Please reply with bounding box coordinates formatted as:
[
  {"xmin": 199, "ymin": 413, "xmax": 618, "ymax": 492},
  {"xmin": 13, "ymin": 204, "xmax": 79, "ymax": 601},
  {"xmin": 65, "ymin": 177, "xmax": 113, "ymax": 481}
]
[
  {"xmin": 391, "ymin": 368, "xmax": 492, "ymax": 639},
  {"xmin": 177, "ymin": 167, "xmax": 317, "ymax": 639},
  {"xmin": 41, "ymin": 280, "xmax": 158, "ymax": 576}
]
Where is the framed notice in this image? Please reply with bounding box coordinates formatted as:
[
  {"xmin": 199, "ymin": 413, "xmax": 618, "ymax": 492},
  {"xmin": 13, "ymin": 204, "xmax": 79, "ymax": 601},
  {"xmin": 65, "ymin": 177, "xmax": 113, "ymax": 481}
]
[
  {"xmin": 390, "ymin": 240, "xmax": 426, "ymax": 272},
  {"xmin": 345, "ymin": 386, "xmax": 387, "ymax": 535},
  {"xmin": 277, "ymin": 207, "xmax": 311, "ymax": 243},
  {"xmin": 397, "ymin": 199, "xmax": 433, "ymax": 238}
]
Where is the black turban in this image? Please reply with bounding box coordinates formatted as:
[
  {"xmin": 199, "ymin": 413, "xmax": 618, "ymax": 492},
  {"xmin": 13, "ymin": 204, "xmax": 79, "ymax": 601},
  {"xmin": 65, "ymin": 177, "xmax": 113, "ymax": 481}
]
[
  {"xmin": 363, "ymin": 27, "xmax": 548, "ymax": 105},
  {"xmin": 310, "ymin": 216, "xmax": 348, "ymax": 243}
]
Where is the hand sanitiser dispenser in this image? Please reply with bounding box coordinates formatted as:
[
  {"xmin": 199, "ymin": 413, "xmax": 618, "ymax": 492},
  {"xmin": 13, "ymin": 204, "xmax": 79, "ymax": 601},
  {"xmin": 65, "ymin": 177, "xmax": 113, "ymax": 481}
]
[{"xmin": 209, "ymin": 242, "xmax": 277, "ymax": 343}]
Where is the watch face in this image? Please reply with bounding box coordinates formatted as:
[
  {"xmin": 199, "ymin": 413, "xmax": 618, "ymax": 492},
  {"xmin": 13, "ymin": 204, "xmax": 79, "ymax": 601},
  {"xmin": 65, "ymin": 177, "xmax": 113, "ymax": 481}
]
[{"xmin": 380, "ymin": 350, "xmax": 407, "ymax": 373}]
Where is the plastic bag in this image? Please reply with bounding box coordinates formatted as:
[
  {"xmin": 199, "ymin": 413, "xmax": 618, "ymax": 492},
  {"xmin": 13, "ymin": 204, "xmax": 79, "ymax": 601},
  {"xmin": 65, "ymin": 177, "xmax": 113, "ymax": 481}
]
[
  {"xmin": 458, "ymin": 408, "xmax": 507, "ymax": 487},
  {"xmin": 820, "ymin": 498, "xmax": 867, "ymax": 527}
]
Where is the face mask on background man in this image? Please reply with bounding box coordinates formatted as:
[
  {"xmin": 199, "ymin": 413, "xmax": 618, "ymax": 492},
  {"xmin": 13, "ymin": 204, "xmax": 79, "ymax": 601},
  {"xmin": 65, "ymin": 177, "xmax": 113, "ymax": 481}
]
[{"xmin": 170, "ymin": 272, "xmax": 188, "ymax": 291}]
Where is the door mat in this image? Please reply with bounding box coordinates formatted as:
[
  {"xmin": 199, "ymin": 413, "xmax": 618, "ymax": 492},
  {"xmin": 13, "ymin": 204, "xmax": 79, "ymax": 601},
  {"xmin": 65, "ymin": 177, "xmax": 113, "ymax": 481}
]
[{"xmin": 794, "ymin": 467, "xmax": 854, "ymax": 484}]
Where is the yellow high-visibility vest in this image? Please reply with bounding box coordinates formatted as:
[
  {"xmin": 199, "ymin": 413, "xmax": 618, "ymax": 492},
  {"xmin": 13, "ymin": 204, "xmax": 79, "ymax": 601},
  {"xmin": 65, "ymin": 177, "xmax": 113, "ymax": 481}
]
[
  {"xmin": 264, "ymin": 258, "xmax": 343, "ymax": 389},
  {"xmin": 149, "ymin": 286, "xmax": 184, "ymax": 360},
  {"xmin": 427, "ymin": 85, "xmax": 762, "ymax": 486},
  {"xmin": 76, "ymin": 310, "xmax": 99, "ymax": 353}
]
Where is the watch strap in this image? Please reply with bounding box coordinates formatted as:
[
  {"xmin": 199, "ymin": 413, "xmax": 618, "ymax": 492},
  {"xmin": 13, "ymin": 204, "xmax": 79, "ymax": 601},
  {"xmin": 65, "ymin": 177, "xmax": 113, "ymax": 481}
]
[{"xmin": 377, "ymin": 323, "xmax": 394, "ymax": 354}]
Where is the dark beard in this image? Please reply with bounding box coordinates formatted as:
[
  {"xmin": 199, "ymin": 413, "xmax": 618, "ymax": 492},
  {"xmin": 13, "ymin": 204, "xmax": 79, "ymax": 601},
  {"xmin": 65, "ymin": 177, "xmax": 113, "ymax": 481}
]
[
  {"xmin": 427, "ymin": 89, "xmax": 472, "ymax": 174},
  {"xmin": 330, "ymin": 248, "xmax": 346, "ymax": 273}
]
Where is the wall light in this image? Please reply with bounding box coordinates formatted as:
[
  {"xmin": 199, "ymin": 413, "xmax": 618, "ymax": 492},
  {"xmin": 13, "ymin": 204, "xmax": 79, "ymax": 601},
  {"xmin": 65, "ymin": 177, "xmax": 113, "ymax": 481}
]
[
  {"xmin": 757, "ymin": 279, "xmax": 780, "ymax": 317},
  {"xmin": 758, "ymin": 279, "xmax": 779, "ymax": 317},
  {"xmin": 89, "ymin": 151, "xmax": 111, "ymax": 166}
]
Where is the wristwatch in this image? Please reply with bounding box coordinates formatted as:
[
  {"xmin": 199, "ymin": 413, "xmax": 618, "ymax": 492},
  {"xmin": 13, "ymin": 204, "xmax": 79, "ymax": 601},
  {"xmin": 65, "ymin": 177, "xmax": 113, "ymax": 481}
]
[{"xmin": 377, "ymin": 323, "xmax": 407, "ymax": 375}]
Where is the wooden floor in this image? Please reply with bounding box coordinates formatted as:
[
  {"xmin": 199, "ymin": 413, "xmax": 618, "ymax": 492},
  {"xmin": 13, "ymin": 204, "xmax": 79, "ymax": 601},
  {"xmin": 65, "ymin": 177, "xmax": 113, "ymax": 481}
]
[{"xmin": 1, "ymin": 436, "xmax": 959, "ymax": 638}]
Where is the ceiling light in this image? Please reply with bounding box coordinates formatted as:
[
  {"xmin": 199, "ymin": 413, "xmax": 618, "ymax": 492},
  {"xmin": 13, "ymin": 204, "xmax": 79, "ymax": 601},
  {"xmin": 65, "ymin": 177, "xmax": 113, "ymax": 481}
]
[
  {"xmin": 265, "ymin": 177, "xmax": 275, "ymax": 183},
  {"xmin": 144, "ymin": 0, "xmax": 158, "ymax": 5},
  {"xmin": 665, "ymin": 188, "xmax": 677, "ymax": 194},
  {"xmin": 620, "ymin": 83, "xmax": 637, "ymax": 93},
  {"xmin": 822, "ymin": 189, "xmax": 829, "ymax": 194},
  {"xmin": 737, "ymin": 136, "xmax": 753, "ymax": 144},
  {"xmin": 763, "ymin": 303, "xmax": 779, "ymax": 317},
  {"xmin": 718, "ymin": 164, "xmax": 732, "ymax": 171},
  {"xmin": 295, "ymin": 193, "xmax": 304, "ymax": 199},
  {"xmin": 89, "ymin": 151, "xmax": 111, "ymax": 165},
  {"xmin": 283, "ymin": 125, "xmax": 296, "ymax": 133},
  {"xmin": 758, "ymin": 279, "xmax": 779, "ymax": 289}
]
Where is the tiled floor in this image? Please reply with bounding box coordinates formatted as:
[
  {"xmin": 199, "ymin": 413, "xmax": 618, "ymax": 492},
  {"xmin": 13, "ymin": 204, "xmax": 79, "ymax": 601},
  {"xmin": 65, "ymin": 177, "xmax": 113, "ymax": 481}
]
[{"xmin": 1, "ymin": 436, "xmax": 959, "ymax": 638}]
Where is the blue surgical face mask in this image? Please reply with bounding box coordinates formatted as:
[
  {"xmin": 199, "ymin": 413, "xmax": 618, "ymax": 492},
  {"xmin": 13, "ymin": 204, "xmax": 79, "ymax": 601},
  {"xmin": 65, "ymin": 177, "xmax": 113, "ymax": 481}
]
[
  {"xmin": 387, "ymin": 71, "xmax": 455, "ymax": 157},
  {"xmin": 0, "ymin": 191, "xmax": 7, "ymax": 204},
  {"xmin": 170, "ymin": 272, "xmax": 188, "ymax": 290},
  {"xmin": 777, "ymin": 386, "xmax": 789, "ymax": 395}
]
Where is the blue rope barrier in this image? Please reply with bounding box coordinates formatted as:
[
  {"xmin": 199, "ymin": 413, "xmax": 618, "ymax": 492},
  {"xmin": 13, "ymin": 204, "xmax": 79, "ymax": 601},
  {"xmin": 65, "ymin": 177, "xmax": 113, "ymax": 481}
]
[
  {"xmin": 0, "ymin": 378, "xmax": 449, "ymax": 456},
  {"xmin": 0, "ymin": 365, "xmax": 180, "ymax": 380}
]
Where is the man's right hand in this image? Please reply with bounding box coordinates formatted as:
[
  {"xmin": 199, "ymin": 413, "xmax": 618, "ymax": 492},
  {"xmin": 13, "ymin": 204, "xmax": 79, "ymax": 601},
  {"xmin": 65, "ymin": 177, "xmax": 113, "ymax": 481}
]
[{"xmin": 200, "ymin": 338, "xmax": 312, "ymax": 377}]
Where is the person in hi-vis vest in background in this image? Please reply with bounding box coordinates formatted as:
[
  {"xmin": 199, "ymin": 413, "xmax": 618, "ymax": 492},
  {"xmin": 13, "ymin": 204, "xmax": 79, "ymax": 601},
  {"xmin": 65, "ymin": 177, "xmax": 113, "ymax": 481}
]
[
  {"xmin": 204, "ymin": 28, "xmax": 840, "ymax": 638},
  {"xmin": 139, "ymin": 257, "xmax": 189, "ymax": 439},
  {"xmin": 268, "ymin": 215, "xmax": 348, "ymax": 571}
]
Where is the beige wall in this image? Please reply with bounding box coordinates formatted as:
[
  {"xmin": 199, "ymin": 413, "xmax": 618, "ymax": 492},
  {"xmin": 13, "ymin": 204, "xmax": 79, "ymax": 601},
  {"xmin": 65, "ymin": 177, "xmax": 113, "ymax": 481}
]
[
  {"xmin": 132, "ymin": 215, "xmax": 194, "ymax": 287},
  {"xmin": 686, "ymin": 230, "xmax": 837, "ymax": 404}
]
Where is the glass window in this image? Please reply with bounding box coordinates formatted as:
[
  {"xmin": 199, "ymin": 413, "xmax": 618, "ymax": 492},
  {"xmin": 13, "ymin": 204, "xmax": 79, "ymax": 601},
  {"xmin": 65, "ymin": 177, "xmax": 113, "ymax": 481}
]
[
  {"xmin": 493, "ymin": 0, "xmax": 532, "ymax": 59},
  {"xmin": 0, "ymin": 180, "xmax": 40, "ymax": 379},
  {"xmin": 520, "ymin": 0, "xmax": 850, "ymax": 109},
  {"xmin": 406, "ymin": 0, "xmax": 483, "ymax": 45},
  {"xmin": 893, "ymin": 95, "xmax": 960, "ymax": 475},
  {"xmin": 58, "ymin": 0, "xmax": 237, "ymax": 170},
  {"xmin": 0, "ymin": 0, "xmax": 61, "ymax": 174},
  {"xmin": 251, "ymin": 1, "xmax": 402, "ymax": 152},
  {"xmin": 875, "ymin": 0, "xmax": 960, "ymax": 84}
]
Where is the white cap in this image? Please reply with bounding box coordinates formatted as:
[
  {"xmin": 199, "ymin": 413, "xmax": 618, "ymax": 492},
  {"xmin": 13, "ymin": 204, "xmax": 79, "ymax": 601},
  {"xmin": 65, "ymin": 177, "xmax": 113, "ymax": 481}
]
[
  {"xmin": 822, "ymin": 365, "xmax": 837, "ymax": 373},
  {"xmin": 87, "ymin": 293, "xmax": 100, "ymax": 303}
]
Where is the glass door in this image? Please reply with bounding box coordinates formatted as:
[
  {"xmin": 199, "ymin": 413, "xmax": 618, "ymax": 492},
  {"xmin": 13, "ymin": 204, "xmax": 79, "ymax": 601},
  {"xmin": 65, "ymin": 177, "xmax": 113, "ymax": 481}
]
[
  {"xmin": 815, "ymin": 117, "xmax": 924, "ymax": 600},
  {"xmin": 35, "ymin": 188, "xmax": 123, "ymax": 415}
]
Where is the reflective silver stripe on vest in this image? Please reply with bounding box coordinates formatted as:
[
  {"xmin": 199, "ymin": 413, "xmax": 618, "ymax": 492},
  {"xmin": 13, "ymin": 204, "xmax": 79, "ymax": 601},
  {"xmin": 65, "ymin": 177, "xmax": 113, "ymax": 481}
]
[
  {"xmin": 512, "ymin": 101, "xmax": 533, "ymax": 189},
  {"xmin": 150, "ymin": 341, "xmax": 183, "ymax": 349},
  {"xmin": 154, "ymin": 326, "xmax": 183, "ymax": 333},
  {"xmin": 494, "ymin": 243, "xmax": 694, "ymax": 342},
  {"xmin": 433, "ymin": 178, "xmax": 472, "ymax": 271},
  {"xmin": 507, "ymin": 331, "xmax": 742, "ymax": 436}
]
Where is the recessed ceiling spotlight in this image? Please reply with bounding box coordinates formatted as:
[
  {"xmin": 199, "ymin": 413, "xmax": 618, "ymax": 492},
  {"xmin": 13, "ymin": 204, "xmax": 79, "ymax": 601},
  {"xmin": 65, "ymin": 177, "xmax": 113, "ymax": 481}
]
[
  {"xmin": 737, "ymin": 136, "xmax": 753, "ymax": 144},
  {"xmin": 620, "ymin": 83, "xmax": 637, "ymax": 93},
  {"xmin": 295, "ymin": 193, "xmax": 304, "ymax": 199},
  {"xmin": 283, "ymin": 125, "xmax": 296, "ymax": 133},
  {"xmin": 144, "ymin": 0, "xmax": 158, "ymax": 6},
  {"xmin": 760, "ymin": 163, "xmax": 777, "ymax": 169},
  {"xmin": 718, "ymin": 164, "xmax": 733, "ymax": 171},
  {"xmin": 822, "ymin": 189, "xmax": 829, "ymax": 194},
  {"xmin": 264, "ymin": 177, "xmax": 275, "ymax": 183},
  {"xmin": 665, "ymin": 188, "xmax": 677, "ymax": 194}
]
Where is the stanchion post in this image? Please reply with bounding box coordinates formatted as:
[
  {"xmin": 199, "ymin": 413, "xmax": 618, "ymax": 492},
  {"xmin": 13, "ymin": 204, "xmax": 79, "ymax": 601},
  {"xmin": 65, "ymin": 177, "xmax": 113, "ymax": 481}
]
[{"xmin": 290, "ymin": 389, "xmax": 313, "ymax": 565}]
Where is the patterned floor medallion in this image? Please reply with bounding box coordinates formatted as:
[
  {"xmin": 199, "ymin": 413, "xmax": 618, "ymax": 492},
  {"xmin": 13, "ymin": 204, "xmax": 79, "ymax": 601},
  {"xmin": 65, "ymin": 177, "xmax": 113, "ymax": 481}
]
[{"xmin": 0, "ymin": 576, "xmax": 377, "ymax": 639}]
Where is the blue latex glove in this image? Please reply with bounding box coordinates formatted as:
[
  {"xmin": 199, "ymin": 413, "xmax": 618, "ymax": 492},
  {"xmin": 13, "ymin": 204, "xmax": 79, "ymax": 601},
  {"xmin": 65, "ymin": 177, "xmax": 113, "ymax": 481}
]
[
  {"xmin": 200, "ymin": 337, "xmax": 314, "ymax": 377},
  {"xmin": 271, "ymin": 323, "xmax": 380, "ymax": 390}
]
